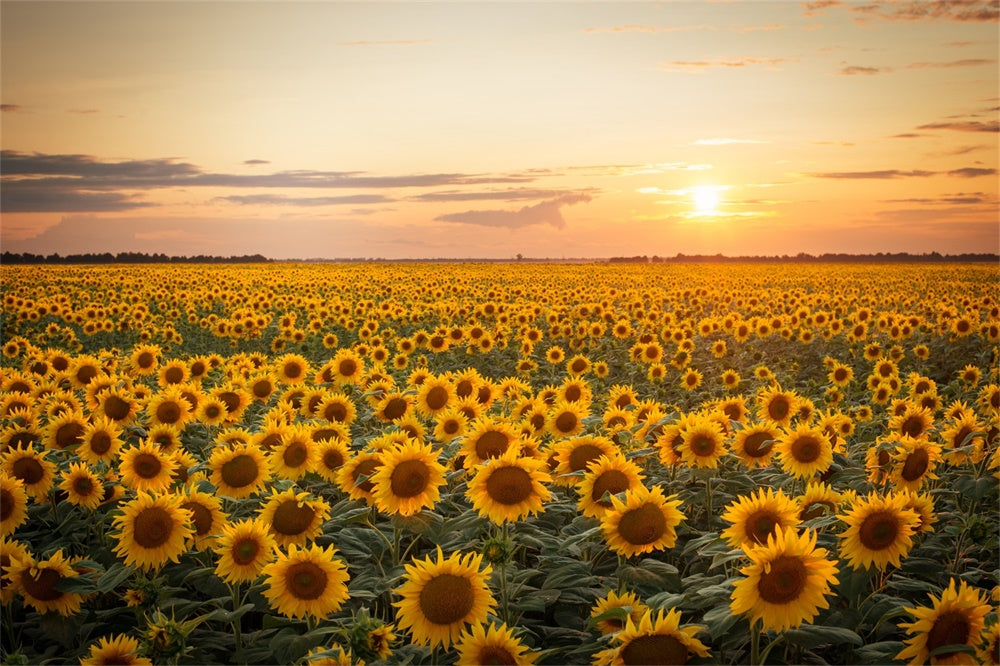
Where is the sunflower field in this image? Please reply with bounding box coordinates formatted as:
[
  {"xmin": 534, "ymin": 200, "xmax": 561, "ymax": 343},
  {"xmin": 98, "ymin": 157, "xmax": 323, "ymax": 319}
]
[{"xmin": 0, "ymin": 261, "xmax": 997, "ymax": 666}]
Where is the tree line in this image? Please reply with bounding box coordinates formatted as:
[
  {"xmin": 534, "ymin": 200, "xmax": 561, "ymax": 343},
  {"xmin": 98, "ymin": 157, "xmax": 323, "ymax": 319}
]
[
  {"xmin": 1, "ymin": 252, "xmax": 271, "ymax": 265},
  {"xmin": 607, "ymin": 252, "xmax": 1000, "ymax": 263}
]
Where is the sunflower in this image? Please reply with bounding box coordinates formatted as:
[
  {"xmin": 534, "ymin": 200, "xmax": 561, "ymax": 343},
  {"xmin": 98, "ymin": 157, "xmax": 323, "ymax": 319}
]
[
  {"xmin": 330, "ymin": 348, "xmax": 365, "ymax": 385},
  {"xmin": 68, "ymin": 354, "xmax": 106, "ymax": 389},
  {"xmin": 796, "ymin": 482, "xmax": 843, "ymax": 521},
  {"xmin": 261, "ymin": 542, "xmax": 350, "ymax": 620},
  {"xmin": 130, "ymin": 344, "xmax": 161, "ymax": 376},
  {"xmin": 315, "ymin": 393, "xmax": 356, "ymax": 427},
  {"xmin": 96, "ymin": 387, "xmax": 140, "ymax": 425},
  {"xmin": 58, "ymin": 462, "xmax": 104, "ymax": 510},
  {"xmin": 979, "ymin": 623, "xmax": 1000, "ymax": 666},
  {"xmin": 119, "ymin": 440, "xmax": 178, "ymax": 493},
  {"xmin": 178, "ymin": 487, "xmax": 228, "ymax": 551},
  {"xmin": 2, "ymin": 444, "xmax": 56, "ymax": 501},
  {"xmin": 590, "ymin": 589, "xmax": 651, "ymax": 635},
  {"xmin": 730, "ymin": 526, "xmax": 839, "ymax": 633},
  {"xmin": 900, "ymin": 490, "xmax": 937, "ymax": 534},
  {"xmin": 889, "ymin": 436, "xmax": 942, "ymax": 492},
  {"xmin": 466, "ymin": 448, "xmax": 552, "ymax": 524},
  {"xmin": 546, "ymin": 399, "xmax": 588, "ymax": 439},
  {"xmin": 314, "ymin": 437, "xmax": 350, "ymax": 483},
  {"xmin": 720, "ymin": 369, "xmax": 742, "ymax": 391},
  {"xmin": 775, "ymin": 425, "xmax": 833, "ymax": 479},
  {"xmin": 828, "ymin": 362, "xmax": 854, "ymax": 387},
  {"xmin": 896, "ymin": 579, "xmax": 991, "ymax": 666},
  {"xmin": 677, "ymin": 417, "xmax": 727, "ymax": 469},
  {"xmin": 258, "ymin": 488, "xmax": 331, "ymax": 548},
  {"xmin": 194, "ymin": 396, "xmax": 229, "ymax": 426},
  {"xmin": 112, "ymin": 492, "xmax": 194, "ymax": 571},
  {"xmin": 0, "ymin": 473, "xmax": 29, "ymax": 536},
  {"xmin": 213, "ymin": 517, "xmax": 277, "ymax": 584},
  {"xmin": 269, "ymin": 424, "xmax": 318, "ymax": 481},
  {"xmin": 721, "ymin": 488, "xmax": 800, "ymax": 549},
  {"xmin": 6, "ymin": 548, "xmax": 85, "ymax": 616},
  {"xmin": 551, "ymin": 435, "xmax": 618, "ymax": 485},
  {"xmin": 888, "ymin": 404, "xmax": 935, "ymax": 440},
  {"xmin": 602, "ymin": 608, "xmax": 711, "ymax": 665},
  {"xmin": 731, "ymin": 422, "xmax": 780, "ymax": 469},
  {"xmin": 577, "ymin": 454, "xmax": 645, "ymax": 520},
  {"xmin": 244, "ymin": 371, "xmax": 278, "ymax": 404},
  {"xmin": 461, "ymin": 418, "xmax": 521, "ymax": 467},
  {"xmin": 80, "ymin": 634, "xmax": 152, "ymax": 666},
  {"xmin": 756, "ymin": 386, "xmax": 798, "ymax": 427},
  {"xmin": 558, "ymin": 377, "xmax": 593, "ymax": 406},
  {"xmin": 145, "ymin": 387, "xmax": 193, "ymax": 429},
  {"xmin": 940, "ymin": 414, "xmax": 986, "ymax": 465},
  {"xmin": 208, "ymin": 442, "xmax": 271, "ymax": 498},
  {"xmin": 433, "ymin": 408, "xmax": 468, "ymax": 443},
  {"xmin": 371, "ymin": 440, "xmax": 446, "ymax": 517},
  {"xmin": 416, "ymin": 375, "xmax": 454, "ymax": 417},
  {"xmin": 601, "ymin": 485, "xmax": 685, "ymax": 558},
  {"xmin": 146, "ymin": 423, "xmax": 182, "ymax": 453},
  {"xmin": 838, "ymin": 492, "xmax": 920, "ymax": 571},
  {"xmin": 156, "ymin": 359, "xmax": 189, "ymax": 388},
  {"xmin": 455, "ymin": 622, "xmax": 537, "ymax": 666},
  {"xmin": 212, "ymin": 385, "xmax": 252, "ymax": 423},
  {"xmin": 680, "ymin": 367, "xmax": 703, "ymax": 392},
  {"xmin": 336, "ymin": 450, "xmax": 383, "ymax": 504},
  {"xmin": 393, "ymin": 547, "xmax": 497, "ymax": 648}
]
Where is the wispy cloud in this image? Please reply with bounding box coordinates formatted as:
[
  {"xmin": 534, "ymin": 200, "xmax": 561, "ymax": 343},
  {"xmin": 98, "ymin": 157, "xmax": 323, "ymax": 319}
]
[
  {"xmin": 948, "ymin": 167, "xmax": 997, "ymax": 178},
  {"xmin": 410, "ymin": 188, "xmax": 594, "ymax": 203},
  {"xmin": 801, "ymin": 1, "xmax": 844, "ymax": 17},
  {"xmin": 243, "ymin": 159, "xmax": 270, "ymax": 166},
  {"xmin": 625, "ymin": 163, "xmax": 713, "ymax": 174},
  {"xmin": 807, "ymin": 167, "xmax": 996, "ymax": 179},
  {"xmin": 0, "ymin": 189, "xmax": 155, "ymax": 213},
  {"xmin": 838, "ymin": 59, "xmax": 993, "ymax": 75},
  {"xmin": 68, "ymin": 108, "xmax": 99, "ymax": 115},
  {"xmin": 217, "ymin": 194, "xmax": 395, "ymax": 206},
  {"xmin": 839, "ymin": 65, "xmax": 888, "ymax": 75},
  {"xmin": 884, "ymin": 193, "xmax": 991, "ymax": 204},
  {"xmin": 692, "ymin": 138, "xmax": 769, "ymax": 145},
  {"xmin": 1, "ymin": 104, "xmax": 22, "ymax": 112},
  {"xmin": 850, "ymin": 0, "xmax": 999, "ymax": 23},
  {"xmin": 433, "ymin": 194, "xmax": 592, "ymax": 230},
  {"xmin": 916, "ymin": 120, "xmax": 999, "ymax": 132},
  {"xmin": 661, "ymin": 57, "xmax": 792, "ymax": 72}
]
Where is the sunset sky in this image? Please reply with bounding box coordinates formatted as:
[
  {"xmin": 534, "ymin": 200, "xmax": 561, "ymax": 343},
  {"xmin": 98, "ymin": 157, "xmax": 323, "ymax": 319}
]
[{"xmin": 2, "ymin": 1, "xmax": 997, "ymax": 259}]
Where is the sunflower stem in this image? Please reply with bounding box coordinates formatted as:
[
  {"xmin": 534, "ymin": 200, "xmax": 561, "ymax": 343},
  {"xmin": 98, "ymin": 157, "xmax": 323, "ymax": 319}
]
[
  {"xmin": 392, "ymin": 523, "xmax": 402, "ymax": 568},
  {"xmin": 499, "ymin": 521, "xmax": 511, "ymax": 625},
  {"xmin": 230, "ymin": 582, "xmax": 244, "ymax": 662},
  {"xmin": 750, "ymin": 621, "xmax": 761, "ymax": 665}
]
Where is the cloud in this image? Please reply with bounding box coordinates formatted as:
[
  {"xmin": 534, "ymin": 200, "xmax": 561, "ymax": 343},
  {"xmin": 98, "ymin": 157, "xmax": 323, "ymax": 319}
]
[
  {"xmin": 0, "ymin": 188, "xmax": 155, "ymax": 213},
  {"xmin": 947, "ymin": 167, "xmax": 997, "ymax": 178},
  {"xmin": 850, "ymin": 0, "xmax": 999, "ymax": 23},
  {"xmin": 837, "ymin": 59, "xmax": 993, "ymax": 75},
  {"xmin": 801, "ymin": 0, "xmax": 844, "ymax": 16},
  {"xmin": 243, "ymin": 159, "xmax": 270, "ymax": 166},
  {"xmin": 839, "ymin": 65, "xmax": 888, "ymax": 75},
  {"xmin": 885, "ymin": 193, "xmax": 990, "ymax": 204},
  {"xmin": 1, "ymin": 104, "xmax": 22, "ymax": 112},
  {"xmin": 692, "ymin": 138, "xmax": 769, "ymax": 145},
  {"xmin": 217, "ymin": 194, "xmax": 395, "ymax": 206},
  {"xmin": 68, "ymin": 108, "xmax": 99, "ymax": 114},
  {"xmin": 661, "ymin": 57, "xmax": 792, "ymax": 72},
  {"xmin": 410, "ymin": 188, "xmax": 593, "ymax": 203},
  {"xmin": 916, "ymin": 120, "xmax": 999, "ymax": 132},
  {"xmin": 890, "ymin": 133, "xmax": 929, "ymax": 138},
  {"xmin": 582, "ymin": 24, "xmax": 713, "ymax": 34},
  {"xmin": 433, "ymin": 194, "xmax": 592, "ymax": 230},
  {"xmin": 807, "ymin": 170, "xmax": 936, "ymax": 179}
]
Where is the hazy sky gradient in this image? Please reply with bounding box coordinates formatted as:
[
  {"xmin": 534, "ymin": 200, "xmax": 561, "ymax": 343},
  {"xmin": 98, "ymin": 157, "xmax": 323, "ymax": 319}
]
[{"xmin": 2, "ymin": 1, "xmax": 997, "ymax": 258}]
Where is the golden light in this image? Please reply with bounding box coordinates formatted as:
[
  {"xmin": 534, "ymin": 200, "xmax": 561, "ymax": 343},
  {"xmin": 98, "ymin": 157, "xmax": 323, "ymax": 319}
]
[{"xmin": 692, "ymin": 186, "xmax": 721, "ymax": 216}]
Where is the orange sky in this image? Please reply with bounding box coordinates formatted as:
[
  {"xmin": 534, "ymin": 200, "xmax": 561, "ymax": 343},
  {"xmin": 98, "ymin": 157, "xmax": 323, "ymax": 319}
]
[{"xmin": 1, "ymin": 1, "xmax": 997, "ymax": 259}]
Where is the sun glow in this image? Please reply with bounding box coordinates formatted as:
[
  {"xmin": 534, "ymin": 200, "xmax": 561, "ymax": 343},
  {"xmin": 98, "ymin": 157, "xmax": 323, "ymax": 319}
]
[{"xmin": 692, "ymin": 186, "xmax": 721, "ymax": 216}]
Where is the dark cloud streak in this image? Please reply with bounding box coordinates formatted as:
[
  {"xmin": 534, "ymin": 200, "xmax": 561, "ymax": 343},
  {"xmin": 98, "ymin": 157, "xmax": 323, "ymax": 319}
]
[{"xmin": 434, "ymin": 194, "xmax": 593, "ymax": 230}]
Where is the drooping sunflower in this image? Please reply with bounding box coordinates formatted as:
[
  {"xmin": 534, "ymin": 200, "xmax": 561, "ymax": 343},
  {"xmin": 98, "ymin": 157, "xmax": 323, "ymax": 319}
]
[
  {"xmin": 208, "ymin": 442, "xmax": 271, "ymax": 498},
  {"xmin": 775, "ymin": 425, "xmax": 833, "ymax": 479},
  {"xmin": 112, "ymin": 492, "xmax": 194, "ymax": 571},
  {"xmin": 118, "ymin": 440, "xmax": 178, "ymax": 493},
  {"xmin": 466, "ymin": 448, "xmax": 552, "ymax": 524},
  {"xmin": 0, "ymin": 472, "xmax": 29, "ymax": 536},
  {"xmin": 590, "ymin": 589, "xmax": 651, "ymax": 635},
  {"xmin": 213, "ymin": 517, "xmax": 277, "ymax": 584},
  {"xmin": 261, "ymin": 542, "xmax": 350, "ymax": 620},
  {"xmin": 551, "ymin": 435, "xmax": 618, "ymax": 486},
  {"xmin": 896, "ymin": 579, "xmax": 991, "ymax": 666},
  {"xmin": 721, "ymin": 488, "xmax": 800, "ymax": 549},
  {"xmin": 178, "ymin": 487, "xmax": 228, "ymax": 551},
  {"xmin": 677, "ymin": 417, "xmax": 728, "ymax": 469},
  {"xmin": 601, "ymin": 608, "xmax": 711, "ymax": 665},
  {"xmin": 461, "ymin": 418, "xmax": 521, "ymax": 467},
  {"xmin": 889, "ymin": 436, "xmax": 942, "ymax": 492},
  {"xmin": 940, "ymin": 413, "xmax": 986, "ymax": 465},
  {"xmin": 600, "ymin": 485, "xmax": 685, "ymax": 558},
  {"xmin": 576, "ymin": 454, "xmax": 645, "ymax": 520},
  {"xmin": 58, "ymin": 462, "xmax": 104, "ymax": 510},
  {"xmin": 371, "ymin": 440, "xmax": 446, "ymax": 517},
  {"xmin": 258, "ymin": 488, "xmax": 331, "ymax": 548},
  {"xmin": 336, "ymin": 450, "xmax": 383, "ymax": 504},
  {"xmin": 731, "ymin": 422, "xmax": 780, "ymax": 469},
  {"xmin": 455, "ymin": 621, "xmax": 538, "ymax": 666},
  {"xmin": 730, "ymin": 526, "xmax": 839, "ymax": 633},
  {"xmin": 1, "ymin": 444, "xmax": 56, "ymax": 501},
  {"xmin": 79, "ymin": 634, "xmax": 153, "ymax": 666},
  {"xmin": 838, "ymin": 492, "xmax": 920, "ymax": 571},
  {"xmin": 756, "ymin": 386, "xmax": 798, "ymax": 427},
  {"xmin": 392, "ymin": 547, "xmax": 497, "ymax": 648}
]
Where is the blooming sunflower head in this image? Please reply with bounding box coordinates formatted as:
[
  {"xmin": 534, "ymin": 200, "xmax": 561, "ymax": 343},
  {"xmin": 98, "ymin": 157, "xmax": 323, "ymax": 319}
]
[
  {"xmin": 896, "ymin": 578, "xmax": 991, "ymax": 666},
  {"xmin": 261, "ymin": 543, "xmax": 350, "ymax": 620},
  {"xmin": 600, "ymin": 484, "xmax": 685, "ymax": 558},
  {"xmin": 838, "ymin": 491, "xmax": 920, "ymax": 571},
  {"xmin": 371, "ymin": 440, "xmax": 446, "ymax": 517},
  {"xmin": 720, "ymin": 487, "xmax": 800, "ymax": 549},
  {"xmin": 466, "ymin": 447, "xmax": 552, "ymax": 525}
]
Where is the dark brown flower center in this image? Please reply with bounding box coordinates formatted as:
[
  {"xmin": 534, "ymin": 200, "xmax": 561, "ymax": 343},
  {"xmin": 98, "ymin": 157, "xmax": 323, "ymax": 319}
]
[
  {"xmin": 475, "ymin": 431, "xmax": 510, "ymax": 460},
  {"xmin": 283, "ymin": 362, "xmax": 303, "ymax": 380},
  {"xmin": 133, "ymin": 507, "xmax": 175, "ymax": 549},
  {"xmin": 743, "ymin": 432, "xmax": 774, "ymax": 458},
  {"xmin": 232, "ymin": 537, "xmax": 261, "ymax": 565},
  {"xmin": 272, "ymin": 501, "xmax": 316, "ymax": 536},
  {"xmin": 486, "ymin": 466, "xmax": 534, "ymax": 505},
  {"xmin": 618, "ymin": 503, "xmax": 667, "ymax": 546},
  {"xmin": 137, "ymin": 352, "xmax": 155, "ymax": 368},
  {"xmin": 324, "ymin": 402, "xmax": 348, "ymax": 423},
  {"xmin": 900, "ymin": 448, "xmax": 930, "ymax": 481},
  {"xmin": 791, "ymin": 436, "xmax": 822, "ymax": 463},
  {"xmin": 20, "ymin": 567, "xmax": 64, "ymax": 601},
  {"xmin": 859, "ymin": 510, "xmax": 900, "ymax": 551},
  {"xmin": 322, "ymin": 448, "xmax": 344, "ymax": 471},
  {"xmin": 89, "ymin": 431, "xmax": 113, "ymax": 455},
  {"xmin": 286, "ymin": 561, "xmax": 327, "ymax": 600},
  {"xmin": 103, "ymin": 395, "xmax": 131, "ymax": 421},
  {"xmin": 554, "ymin": 412, "xmax": 578, "ymax": 434},
  {"xmin": 568, "ymin": 444, "xmax": 603, "ymax": 473},
  {"xmin": 338, "ymin": 359, "xmax": 358, "ymax": 377},
  {"xmin": 133, "ymin": 453, "xmax": 162, "ymax": 479},
  {"xmin": 0, "ymin": 488, "xmax": 14, "ymax": 520},
  {"xmin": 11, "ymin": 457, "xmax": 44, "ymax": 485},
  {"xmin": 282, "ymin": 441, "xmax": 309, "ymax": 468},
  {"xmin": 182, "ymin": 501, "xmax": 213, "ymax": 536},
  {"xmin": 217, "ymin": 392, "xmax": 241, "ymax": 413},
  {"xmin": 72, "ymin": 475, "xmax": 95, "ymax": 497},
  {"xmin": 382, "ymin": 397, "xmax": 408, "ymax": 421},
  {"xmin": 592, "ymin": 470, "xmax": 630, "ymax": 505},
  {"xmin": 757, "ymin": 555, "xmax": 807, "ymax": 605},
  {"xmin": 425, "ymin": 386, "xmax": 448, "ymax": 411},
  {"xmin": 418, "ymin": 573, "xmax": 474, "ymax": 624},
  {"xmin": 353, "ymin": 459, "xmax": 380, "ymax": 493},
  {"xmin": 163, "ymin": 367, "xmax": 184, "ymax": 384},
  {"xmin": 155, "ymin": 401, "xmax": 182, "ymax": 424},
  {"xmin": 768, "ymin": 397, "xmax": 790, "ymax": 420},
  {"xmin": 925, "ymin": 610, "xmax": 972, "ymax": 655},
  {"xmin": 390, "ymin": 460, "xmax": 431, "ymax": 498},
  {"xmin": 220, "ymin": 454, "xmax": 260, "ymax": 488},
  {"xmin": 899, "ymin": 415, "xmax": 926, "ymax": 438},
  {"xmin": 745, "ymin": 509, "xmax": 780, "ymax": 544},
  {"xmin": 690, "ymin": 435, "xmax": 716, "ymax": 457},
  {"xmin": 54, "ymin": 422, "xmax": 84, "ymax": 449},
  {"xmin": 620, "ymin": 635, "xmax": 689, "ymax": 666}
]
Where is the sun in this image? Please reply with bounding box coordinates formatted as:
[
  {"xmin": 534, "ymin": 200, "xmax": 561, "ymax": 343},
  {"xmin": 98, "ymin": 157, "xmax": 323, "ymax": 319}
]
[{"xmin": 691, "ymin": 186, "xmax": 721, "ymax": 215}]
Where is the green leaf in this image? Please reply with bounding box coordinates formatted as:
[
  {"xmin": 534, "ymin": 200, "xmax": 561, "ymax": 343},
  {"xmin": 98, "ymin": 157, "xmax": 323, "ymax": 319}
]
[{"xmin": 783, "ymin": 624, "xmax": 863, "ymax": 649}]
